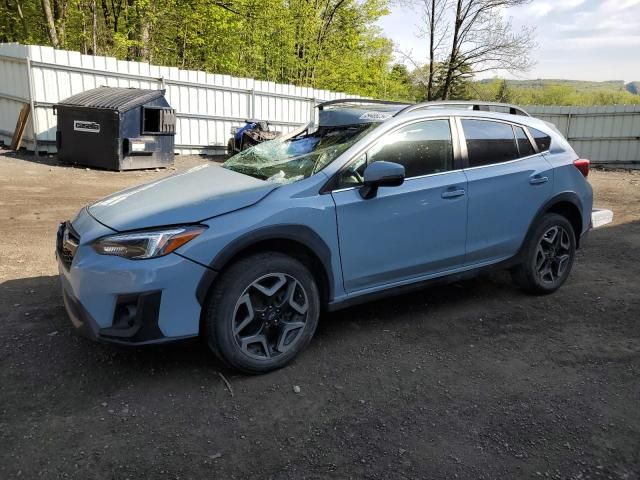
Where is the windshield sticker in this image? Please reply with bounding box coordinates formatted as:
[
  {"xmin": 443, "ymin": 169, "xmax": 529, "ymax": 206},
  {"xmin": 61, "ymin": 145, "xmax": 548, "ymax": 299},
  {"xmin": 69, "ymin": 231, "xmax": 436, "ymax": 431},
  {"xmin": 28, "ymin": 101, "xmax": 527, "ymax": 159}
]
[{"xmin": 359, "ymin": 111, "xmax": 392, "ymax": 121}]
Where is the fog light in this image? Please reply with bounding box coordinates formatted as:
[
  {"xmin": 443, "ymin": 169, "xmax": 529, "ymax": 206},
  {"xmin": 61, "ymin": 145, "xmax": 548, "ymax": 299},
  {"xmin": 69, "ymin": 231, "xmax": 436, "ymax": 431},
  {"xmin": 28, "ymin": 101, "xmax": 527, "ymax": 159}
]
[{"xmin": 113, "ymin": 302, "xmax": 138, "ymax": 329}]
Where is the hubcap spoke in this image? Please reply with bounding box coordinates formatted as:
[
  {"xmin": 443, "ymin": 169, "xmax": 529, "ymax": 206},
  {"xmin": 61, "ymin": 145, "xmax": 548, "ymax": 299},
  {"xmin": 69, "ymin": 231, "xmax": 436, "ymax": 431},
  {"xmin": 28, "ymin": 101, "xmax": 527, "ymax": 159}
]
[
  {"xmin": 275, "ymin": 321, "xmax": 305, "ymax": 353},
  {"xmin": 535, "ymin": 245, "xmax": 546, "ymax": 271},
  {"xmin": 233, "ymin": 294, "xmax": 255, "ymax": 334},
  {"xmin": 559, "ymin": 229, "xmax": 571, "ymax": 251},
  {"xmin": 540, "ymin": 262, "xmax": 554, "ymax": 282},
  {"xmin": 252, "ymin": 273, "xmax": 287, "ymax": 297},
  {"xmin": 288, "ymin": 280, "xmax": 309, "ymax": 314},
  {"xmin": 275, "ymin": 279, "xmax": 296, "ymax": 308},
  {"xmin": 556, "ymin": 254, "xmax": 570, "ymax": 275},
  {"xmin": 541, "ymin": 226, "xmax": 558, "ymax": 247},
  {"xmin": 240, "ymin": 333, "xmax": 271, "ymax": 358}
]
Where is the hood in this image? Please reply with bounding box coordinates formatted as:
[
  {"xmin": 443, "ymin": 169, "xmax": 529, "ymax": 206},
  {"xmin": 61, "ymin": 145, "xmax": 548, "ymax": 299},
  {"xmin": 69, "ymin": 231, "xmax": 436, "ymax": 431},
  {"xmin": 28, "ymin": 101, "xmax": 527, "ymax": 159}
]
[{"xmin": 88, "ymin": 164, "xmax": 276, "ymax": 231}]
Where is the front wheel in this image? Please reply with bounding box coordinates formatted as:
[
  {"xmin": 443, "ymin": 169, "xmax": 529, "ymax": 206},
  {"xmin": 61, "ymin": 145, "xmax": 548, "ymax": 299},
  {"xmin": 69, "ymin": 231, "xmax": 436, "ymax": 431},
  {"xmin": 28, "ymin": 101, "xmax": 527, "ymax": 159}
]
[
  {"xmin": 203, "ymin": 252, "xmax": 320, "ymax": 374},
  {"xmin": 512, "ymin": 213, "xmax": 577, "ymax": 294}
]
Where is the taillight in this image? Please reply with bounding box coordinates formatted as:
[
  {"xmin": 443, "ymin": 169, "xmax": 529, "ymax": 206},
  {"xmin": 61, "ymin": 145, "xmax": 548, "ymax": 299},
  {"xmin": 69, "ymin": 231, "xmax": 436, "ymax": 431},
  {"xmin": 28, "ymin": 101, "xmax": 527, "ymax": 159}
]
[{"xmin": 574, "ymin": 158, "xmax": 590, "ymax": 178}]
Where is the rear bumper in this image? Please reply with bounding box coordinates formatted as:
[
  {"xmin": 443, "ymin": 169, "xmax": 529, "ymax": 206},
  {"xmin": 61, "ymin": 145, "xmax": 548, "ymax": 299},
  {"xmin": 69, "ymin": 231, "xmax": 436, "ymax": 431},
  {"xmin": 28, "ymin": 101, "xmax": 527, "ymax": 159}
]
[
  {"xmin": 578, "ymin": 209, "xmax": 612, "ymax": 247},
  {"xmin": 591, "ymin": 208, "xmax": 613, "ymax": 229}
]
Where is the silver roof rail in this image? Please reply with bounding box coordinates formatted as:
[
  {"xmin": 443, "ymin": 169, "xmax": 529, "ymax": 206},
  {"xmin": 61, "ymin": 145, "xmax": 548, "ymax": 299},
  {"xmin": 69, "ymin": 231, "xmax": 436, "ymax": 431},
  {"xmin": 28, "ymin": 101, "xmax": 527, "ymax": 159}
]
[
  {"xmin": 316, "ymin": 98, "xmax": 411, "ymax": 110},
  {"xmin": 394, "ymin": 101, "xmax": 531, "ymax": 117}
]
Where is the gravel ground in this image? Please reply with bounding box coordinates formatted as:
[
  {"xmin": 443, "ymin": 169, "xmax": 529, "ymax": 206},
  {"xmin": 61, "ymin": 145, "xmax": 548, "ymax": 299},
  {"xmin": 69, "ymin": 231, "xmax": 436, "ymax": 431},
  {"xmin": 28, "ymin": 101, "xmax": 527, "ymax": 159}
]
[{"xmin": 0, "ymin": 147, "xmax": 639, "ymax": 479}]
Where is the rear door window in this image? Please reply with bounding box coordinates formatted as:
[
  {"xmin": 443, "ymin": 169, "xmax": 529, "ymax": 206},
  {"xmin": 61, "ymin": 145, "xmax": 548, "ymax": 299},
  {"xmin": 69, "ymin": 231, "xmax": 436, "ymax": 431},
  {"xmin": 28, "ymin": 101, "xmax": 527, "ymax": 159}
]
[
  {"xmin": 514, "ymin": 126, "xmax": 536, "ymax": 157},
  {"xmin": 461, "ymin": 119, "xmax": 519, "ymax": 167}
]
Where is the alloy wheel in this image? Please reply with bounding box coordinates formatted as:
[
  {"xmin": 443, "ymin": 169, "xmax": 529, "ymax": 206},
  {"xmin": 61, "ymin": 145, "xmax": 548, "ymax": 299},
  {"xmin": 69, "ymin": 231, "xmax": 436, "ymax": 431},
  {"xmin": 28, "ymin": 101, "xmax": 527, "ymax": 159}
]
[
  {"xmin": 232, "ymin": 273, "xmax": 309, "ymax": 360},
  {"xmin": 534, "ymin": 225, "xmax": 572, "ymax": 286}
]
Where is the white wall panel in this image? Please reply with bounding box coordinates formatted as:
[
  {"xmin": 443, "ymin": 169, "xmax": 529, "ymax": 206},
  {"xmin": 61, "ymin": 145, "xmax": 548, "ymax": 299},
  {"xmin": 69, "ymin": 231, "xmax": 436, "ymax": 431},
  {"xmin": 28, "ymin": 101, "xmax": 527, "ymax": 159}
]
[
  {"xmin": 2, "ymin": 43, "xmax": 359, "ymax": 154},
  {"xmin": 0, "ymin": 44, "xmax": 31, "ymax": 147}
]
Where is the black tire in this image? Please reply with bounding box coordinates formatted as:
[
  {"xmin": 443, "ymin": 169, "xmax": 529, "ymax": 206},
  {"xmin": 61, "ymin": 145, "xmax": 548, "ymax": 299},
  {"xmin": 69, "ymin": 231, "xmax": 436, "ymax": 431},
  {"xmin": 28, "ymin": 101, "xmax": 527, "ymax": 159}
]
[
  {"xmin": 203, "ymin": 252, "xmax": 320, "ymax": 374},
  {"xmin": 512, "ymin": 213, "xmax": 576, "ymax": 294}
]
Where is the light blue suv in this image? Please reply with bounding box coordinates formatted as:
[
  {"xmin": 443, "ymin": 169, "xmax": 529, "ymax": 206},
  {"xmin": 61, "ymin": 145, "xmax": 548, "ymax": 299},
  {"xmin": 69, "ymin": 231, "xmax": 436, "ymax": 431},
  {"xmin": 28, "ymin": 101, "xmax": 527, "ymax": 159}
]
[{"xmin": 57, "ymin": 100, "xmax": 595, "ymax": 373}]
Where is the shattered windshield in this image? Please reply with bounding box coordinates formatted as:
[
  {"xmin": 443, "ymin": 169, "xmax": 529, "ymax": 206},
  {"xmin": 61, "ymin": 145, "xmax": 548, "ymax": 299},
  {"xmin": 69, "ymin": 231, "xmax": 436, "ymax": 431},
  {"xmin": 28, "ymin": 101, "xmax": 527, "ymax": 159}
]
[{"xmin": 222, "ymin": 124, "xmax": 377, "ymax": 183}]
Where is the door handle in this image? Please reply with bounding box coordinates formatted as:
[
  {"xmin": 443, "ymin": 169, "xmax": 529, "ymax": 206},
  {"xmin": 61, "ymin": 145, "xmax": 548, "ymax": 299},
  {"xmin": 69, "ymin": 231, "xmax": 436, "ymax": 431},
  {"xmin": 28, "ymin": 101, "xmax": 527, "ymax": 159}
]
[
  {"xmin": 441, "ymin": 188, "xmax": 466, "ymax": 199},
  {"xmin": 529, "ymin": 175, "xmax": 549, "ymax": 185}
]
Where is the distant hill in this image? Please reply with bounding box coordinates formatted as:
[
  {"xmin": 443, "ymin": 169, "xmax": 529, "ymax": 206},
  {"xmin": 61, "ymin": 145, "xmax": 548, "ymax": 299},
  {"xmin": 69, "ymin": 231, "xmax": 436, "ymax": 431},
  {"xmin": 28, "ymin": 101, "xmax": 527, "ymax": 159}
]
[
  {"xmin": 478, "ymin": 78, "xmax": 637, "ymax": 93},
  {"xmin": 471, "ymin": 78, "xmax": 640, "ymax": 106}
]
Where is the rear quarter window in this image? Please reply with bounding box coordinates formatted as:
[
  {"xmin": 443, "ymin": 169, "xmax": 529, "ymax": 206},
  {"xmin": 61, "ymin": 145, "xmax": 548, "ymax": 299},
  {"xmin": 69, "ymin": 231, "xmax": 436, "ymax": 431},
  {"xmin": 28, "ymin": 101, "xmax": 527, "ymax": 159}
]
[
  {"xmin": 514, "ymin": 126, "xmax": 536, "ymax": 157},
  {"xmin": 529, "ymin": 127, "xmax": 552, "ymax": 152}
]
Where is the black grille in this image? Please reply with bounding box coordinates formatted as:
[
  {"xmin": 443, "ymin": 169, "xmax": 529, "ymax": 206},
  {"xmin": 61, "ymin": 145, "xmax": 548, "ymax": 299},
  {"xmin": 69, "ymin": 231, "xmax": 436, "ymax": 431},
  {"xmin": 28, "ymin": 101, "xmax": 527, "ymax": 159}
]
[{"xmin": 57, "ymin": 222, "xmax": 80, "ymax": 269}]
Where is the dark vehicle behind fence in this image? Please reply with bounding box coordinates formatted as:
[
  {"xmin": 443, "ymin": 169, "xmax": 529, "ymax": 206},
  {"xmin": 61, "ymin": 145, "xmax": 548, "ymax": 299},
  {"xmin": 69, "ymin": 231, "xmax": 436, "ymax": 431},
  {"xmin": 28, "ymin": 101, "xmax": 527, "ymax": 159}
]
[
  {"xmin": 227, "ymin": 120, "xmax": 280, "ymax": 155},
  {"xmin": 55, "ymin": 87, "xmax": 176, "ymax": 171}
]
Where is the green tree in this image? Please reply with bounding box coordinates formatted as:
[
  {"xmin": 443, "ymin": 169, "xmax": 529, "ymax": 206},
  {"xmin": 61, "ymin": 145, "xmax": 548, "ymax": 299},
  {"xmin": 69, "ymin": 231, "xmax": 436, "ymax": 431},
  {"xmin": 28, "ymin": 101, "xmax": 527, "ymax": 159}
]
[
  {"xmin": 0, "ymin": 0, "xmax": 412, "ymax": 99},
  {"xmin": 495, "ymin": 79, "xmax": 511, "ymax": 102}
]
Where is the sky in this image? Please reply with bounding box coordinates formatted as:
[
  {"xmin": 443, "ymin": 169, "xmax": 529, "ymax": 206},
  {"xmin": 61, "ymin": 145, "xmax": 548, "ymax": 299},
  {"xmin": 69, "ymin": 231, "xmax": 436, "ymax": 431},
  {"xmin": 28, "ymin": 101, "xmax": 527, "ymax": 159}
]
[{"xmin": 378, "ymin": 0, "xmax": 640, "ymax": 82}]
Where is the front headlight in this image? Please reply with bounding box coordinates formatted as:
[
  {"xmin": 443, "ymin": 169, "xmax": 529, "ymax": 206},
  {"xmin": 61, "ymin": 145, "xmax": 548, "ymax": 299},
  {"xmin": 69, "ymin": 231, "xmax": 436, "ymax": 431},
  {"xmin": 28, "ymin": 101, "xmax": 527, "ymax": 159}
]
[{"xmin": 92, "ymin": 225, "xmax": 207, "ymax": 260}]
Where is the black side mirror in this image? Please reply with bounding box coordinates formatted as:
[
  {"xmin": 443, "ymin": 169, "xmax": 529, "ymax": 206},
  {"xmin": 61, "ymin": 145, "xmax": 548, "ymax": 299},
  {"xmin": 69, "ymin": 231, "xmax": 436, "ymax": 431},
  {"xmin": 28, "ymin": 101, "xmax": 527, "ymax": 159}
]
[{"xmin": 359, "ymin": 161, "xmax": 405, "ymax": 199}]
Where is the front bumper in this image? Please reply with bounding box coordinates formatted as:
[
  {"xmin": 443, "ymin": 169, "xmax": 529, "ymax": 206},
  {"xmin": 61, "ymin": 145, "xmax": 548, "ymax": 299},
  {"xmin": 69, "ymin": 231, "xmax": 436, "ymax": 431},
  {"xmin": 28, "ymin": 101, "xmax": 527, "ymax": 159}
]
[
  {"xmin": 57, "ymin": 221, "xmax": 208, "ymax": 345},
  {"xmin": 60, "ymin": 282, "xmax": 173, "ymax": 345}
]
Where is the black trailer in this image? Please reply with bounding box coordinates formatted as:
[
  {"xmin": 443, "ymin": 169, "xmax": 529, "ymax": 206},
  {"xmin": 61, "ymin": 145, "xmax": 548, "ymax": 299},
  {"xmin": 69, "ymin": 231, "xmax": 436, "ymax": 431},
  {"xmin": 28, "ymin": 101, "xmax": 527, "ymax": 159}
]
[{"xmin": 55, "ymin": 87, "xmax": 176, "ymax": 170}]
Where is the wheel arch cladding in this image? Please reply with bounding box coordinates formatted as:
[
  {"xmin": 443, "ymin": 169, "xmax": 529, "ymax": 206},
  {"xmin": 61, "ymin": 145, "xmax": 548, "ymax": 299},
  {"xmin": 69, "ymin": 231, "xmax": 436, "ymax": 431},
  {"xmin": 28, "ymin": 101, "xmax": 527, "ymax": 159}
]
[
  {"xmin": 524, "ymin": 193, "xmax": 584, "ymax": 251},
  {"xmin": 545, "ymin": 201, "xmax": 583, "ymax": 244},
  {"xmin": 196, "ymin": 225, "xmax": 334, "ymax": 308}
]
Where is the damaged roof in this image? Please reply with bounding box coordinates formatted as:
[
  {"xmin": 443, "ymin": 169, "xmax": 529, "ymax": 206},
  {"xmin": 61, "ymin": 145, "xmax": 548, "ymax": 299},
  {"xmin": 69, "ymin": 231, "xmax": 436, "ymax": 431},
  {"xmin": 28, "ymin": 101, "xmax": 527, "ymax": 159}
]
[{"xmin": 317, "ymin": 99, "xmax": 410, "ymax": 127}]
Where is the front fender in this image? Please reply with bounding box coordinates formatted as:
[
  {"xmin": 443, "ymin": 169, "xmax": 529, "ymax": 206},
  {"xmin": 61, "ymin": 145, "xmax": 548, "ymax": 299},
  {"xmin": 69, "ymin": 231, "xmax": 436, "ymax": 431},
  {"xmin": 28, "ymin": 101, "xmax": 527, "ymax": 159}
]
[{"xmin": 194, "ymin": 224, "xmax": 335, "ymax": 305}]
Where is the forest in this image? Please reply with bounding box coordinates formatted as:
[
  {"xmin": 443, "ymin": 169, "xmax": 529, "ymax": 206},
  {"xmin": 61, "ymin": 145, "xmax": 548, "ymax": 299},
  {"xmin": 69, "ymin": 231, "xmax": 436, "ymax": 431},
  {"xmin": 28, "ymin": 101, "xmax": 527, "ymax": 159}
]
[
  {"xmin": 0, "ymin": 0, "xmax": 410, "ymax": 98},
  {"xmin": 1, "ymin": 0, "xmax": 638, "ymax": 105}
]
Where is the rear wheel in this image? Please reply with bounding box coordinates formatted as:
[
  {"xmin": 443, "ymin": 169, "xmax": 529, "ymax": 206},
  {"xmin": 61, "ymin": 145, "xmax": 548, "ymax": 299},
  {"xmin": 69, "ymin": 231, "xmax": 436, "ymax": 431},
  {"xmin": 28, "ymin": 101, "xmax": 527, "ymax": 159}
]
[
  {"xmin": 512, "ymin": 213, "xmax": 576, "ymax": 294},
  {"xmin": 203, "ymin": 252, "xmax": 320, "ymax": 374}
]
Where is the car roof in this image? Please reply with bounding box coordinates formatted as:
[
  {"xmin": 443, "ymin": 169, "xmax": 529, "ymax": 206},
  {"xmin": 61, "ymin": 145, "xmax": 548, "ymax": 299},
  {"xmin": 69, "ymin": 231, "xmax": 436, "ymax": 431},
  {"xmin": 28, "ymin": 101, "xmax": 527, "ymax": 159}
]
[
  {"xmin": 316, "ymin": 99, "xmax": 537, "ymax": 129},
  {"xmin": 320, "ymin": 107, "xmax": 551, "ymax": 135}
]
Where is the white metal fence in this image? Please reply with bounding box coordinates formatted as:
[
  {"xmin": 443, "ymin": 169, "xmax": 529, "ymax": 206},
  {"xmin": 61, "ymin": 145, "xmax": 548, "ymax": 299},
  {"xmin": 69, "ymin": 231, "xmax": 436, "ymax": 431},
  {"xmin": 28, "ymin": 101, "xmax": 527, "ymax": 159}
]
[
  {"xmin": 1, "ymin": 43, "xmax": 639, "ymax": 165},
  {"xmin": 0, "ymin": 43, "xmax": 356, "ymax": 154}
]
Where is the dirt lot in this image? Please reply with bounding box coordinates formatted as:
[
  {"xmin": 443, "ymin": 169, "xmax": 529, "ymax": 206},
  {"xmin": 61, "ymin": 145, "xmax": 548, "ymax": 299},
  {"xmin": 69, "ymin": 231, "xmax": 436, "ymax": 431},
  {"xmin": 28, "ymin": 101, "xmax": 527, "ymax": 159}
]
[{"xmin": 1, "ymin": 147, "xmax": 639, "ymax": 479}]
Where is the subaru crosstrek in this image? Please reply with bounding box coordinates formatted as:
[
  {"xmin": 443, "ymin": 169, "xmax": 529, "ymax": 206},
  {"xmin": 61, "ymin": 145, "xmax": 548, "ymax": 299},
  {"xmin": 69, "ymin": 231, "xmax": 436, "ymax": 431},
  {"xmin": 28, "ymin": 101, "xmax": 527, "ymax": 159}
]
[{"xmin": 57, "ymin": 100, "xmax": 601, "ymax": 373}]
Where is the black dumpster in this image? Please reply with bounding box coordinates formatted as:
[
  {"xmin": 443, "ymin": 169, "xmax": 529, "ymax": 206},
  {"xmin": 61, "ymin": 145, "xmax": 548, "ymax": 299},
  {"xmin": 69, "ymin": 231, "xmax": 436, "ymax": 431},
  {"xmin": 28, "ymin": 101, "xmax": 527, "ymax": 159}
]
[{"xmin": 55, "ymin": 87, "xmax": 176, "ymax": 170}]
